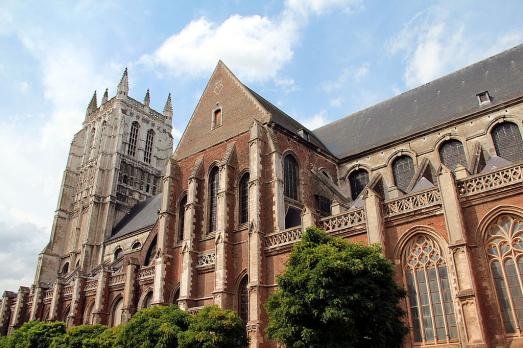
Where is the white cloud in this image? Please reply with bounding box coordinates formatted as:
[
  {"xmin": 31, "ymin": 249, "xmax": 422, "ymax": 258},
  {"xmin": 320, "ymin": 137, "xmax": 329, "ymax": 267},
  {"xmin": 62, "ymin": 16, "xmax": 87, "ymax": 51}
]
[
  {"xmin": 321, "ymin": 62, "xmax": 370, "ymax": 92},
  {"xmin": 388, "ymin": 7, "xmax": 523, "ymax": 89},
  {"xmin": 330, "ymin": 96, "xmax": 343, "ymax": 107},
  {"xmin": 16, "ymin": 81, "xmax": 29, "ymax": 92},
  {"xmin": 301, "ymin": 109, "xmax": 329, "ymax": 129},
  {"xmin": 140, "ymin": 0, "xmax": 359, "ymax": 84}
]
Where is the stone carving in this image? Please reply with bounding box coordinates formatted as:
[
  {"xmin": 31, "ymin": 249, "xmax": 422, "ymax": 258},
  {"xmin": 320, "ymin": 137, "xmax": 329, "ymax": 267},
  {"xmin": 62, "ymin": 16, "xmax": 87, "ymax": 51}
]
[
  {"xmin": 196, "ymin": 251, "xmax": 216, "ymax": 268},
  {"xmin": 384, "ymin": 188, "xmax": 441, "ymax": 217}
]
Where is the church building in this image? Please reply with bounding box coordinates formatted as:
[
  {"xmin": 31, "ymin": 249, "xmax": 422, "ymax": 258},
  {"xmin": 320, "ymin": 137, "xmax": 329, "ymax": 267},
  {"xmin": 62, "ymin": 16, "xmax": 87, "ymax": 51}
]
[{"xmin": 2, "ymin": 44, "xmax": 523, "ymax": 347}]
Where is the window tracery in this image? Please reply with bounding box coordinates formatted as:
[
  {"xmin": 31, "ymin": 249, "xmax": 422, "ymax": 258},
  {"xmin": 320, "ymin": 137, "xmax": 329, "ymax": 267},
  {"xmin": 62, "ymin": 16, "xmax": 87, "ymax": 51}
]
[
  {"xmin": 209, "ymin": 166, "xmax": 220, "ymax": 232},
  {"xmin": 348, "ymin": 169, "xmax": 369, "ymax": 200},
  {"xmin": 284, "ymin": 155, "xmax": 299, "ymax": 200},
  {"xmin": 239, "ymin": 173, "xmax": 249, "ymax": 225},
  {"xmin": 492, "ymin": 122, "xmax": 523, "ymax": 163},
  {"xmin": 144, "ymin": 129, "xmax": 154, "ymax": 163},
  {"xmin": 128, "ymin": 122, "xmax": 139, "ymax": 157},
  {"xmin": 439, "ymin": 140, "xmax": 467, "ymax": 170},
  {"xmin": 393, "ymin": 155, "xmax": 415, "ymax": 192}
]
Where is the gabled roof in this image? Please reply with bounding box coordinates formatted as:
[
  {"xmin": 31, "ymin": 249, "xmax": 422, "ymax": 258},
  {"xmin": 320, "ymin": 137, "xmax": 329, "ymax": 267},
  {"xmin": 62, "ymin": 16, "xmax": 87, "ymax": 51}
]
[
  {"xmin": 108, "ymin": 193, "xmax": 162, "ymax": 241},
  {"xmin": 313, "ymin": 44, "xmax": 523, "ymax": 159}
]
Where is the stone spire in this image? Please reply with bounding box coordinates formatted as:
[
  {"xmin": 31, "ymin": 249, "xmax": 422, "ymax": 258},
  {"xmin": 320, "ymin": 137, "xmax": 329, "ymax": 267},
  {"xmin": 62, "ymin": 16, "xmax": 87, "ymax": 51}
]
[
  {"xmin": 101, "ymin": 88, "xmax": 109, "ymax": 104},
  {"xmin": 163, "ymin": 93, "xmax": 173, "ymax": 124},
  {"xmin": 87, "ymin": 91, "xmax": 97, "ymax": 115},
  {"xmin": 117, "ymin": 68, "xmax": 128, "ymax": 99},
  {"xmin": 144, "ymin": 89, "xmax": 150, "ymax": 108}
]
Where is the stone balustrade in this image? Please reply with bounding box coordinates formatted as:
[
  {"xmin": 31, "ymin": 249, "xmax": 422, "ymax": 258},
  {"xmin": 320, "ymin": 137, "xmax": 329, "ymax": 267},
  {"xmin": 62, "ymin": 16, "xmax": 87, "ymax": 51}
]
[
  {"xmin": 43, "ymin": 289, "xmax": 53, "ymax": 300},
  {"xmin": 84, "ymin": 279, "xmax": 98, "ymax": 291},
  {"xmin": 63, "ymin": 285, "xmax": 73, "ymax": 295},
  {"xmin": 108, "ymin": 273, "xmax": 125, "ymax": 286},
  {"xmin": 383, "ymin": 187, "xmax": 441, "ymax": 217},
  {"xmin": 196, "ymin": 251, "xmax": 216, "ymax": 268},
  {"xmin": 264, "ymin": 226, "xmax": 303, "ymax": 251},
  {"xmin": 457, "ymin": 163, "xmax": 523, "ymax": 196},
  {"xmin": 320, "ymin": 208, "xmax": 366, "ymax": 234},
  {"xmin": 137, "ymin": 265, "xmax": 155, "ymax": 281}
]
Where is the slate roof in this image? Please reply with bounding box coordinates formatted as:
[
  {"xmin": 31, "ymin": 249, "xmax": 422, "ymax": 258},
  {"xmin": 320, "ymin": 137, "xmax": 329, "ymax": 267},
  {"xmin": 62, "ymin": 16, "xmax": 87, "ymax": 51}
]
[
  {"xmin": 108, "ymin": 193, "xmax": 162, "ymax": 241},
  {"xmin": 313, "ymin": 44, "xmax": 523, "ymax": 159}
]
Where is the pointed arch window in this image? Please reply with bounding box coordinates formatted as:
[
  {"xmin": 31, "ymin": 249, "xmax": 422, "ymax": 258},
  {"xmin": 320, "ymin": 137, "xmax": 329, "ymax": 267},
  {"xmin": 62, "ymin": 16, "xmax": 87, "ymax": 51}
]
[
  {"xmin": 284, "ymin": 155, "xmax": 299, "ymax": 200},
  {"xmin": 141, "ymin": 291, "xmax": 153, "ymax": 309},
  {"xmin": 178, "ymin": 195, "xmax": 187, "ymax": 241},
  {"xmin": 403, "ymin": 234, "xmax": 458, "ymax": 343},
  {"xmin": 348, "ymin": 169, "xmax": 369, "ymax": 200},
  {"xmin": 144, "ymin": 237, "xmax": 157, "ymax": 266},
  {"xmin": 239, "ymin": 173, "xmax": 249, "ymax": 225},
  {"xmin": 113, "ymin": 247, "xmax": 123, "ymax": 261},
  {"xmin": 111, "ymin": 297, "xmax": 123, "ymax": 327},
  {"xmin": 144, "ymin": 129, "xmax": 155, "ymax": 163},
  {"xmin": 209, "ymin": 166, "xmax": 220, "ymax": 232},
  {"xmin": 485, "ymin": 214, "xmax": 523, "ymax": 334},
  {"xmin": 439, "ymin": 140, "xmax": 467, "ymax": 170},
  {"xmin": 492, "ymin": 122, "xmax": 523, "ymax": 163},
  {"xmin": 392, "ymin": 155, "xmax": 415, "ymax": 192},
  {"xmin": 128, "ymin": 122, "xmax": 139, "ymax": 157},
  {"xmin": 239, "ymin": 276, "xmax": 249, "ymax": 325}
]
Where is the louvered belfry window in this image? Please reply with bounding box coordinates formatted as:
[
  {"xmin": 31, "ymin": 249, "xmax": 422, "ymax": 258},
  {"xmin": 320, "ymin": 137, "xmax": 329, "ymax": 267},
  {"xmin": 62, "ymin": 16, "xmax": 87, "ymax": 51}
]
[
  {"xmin": 485, "ymin": 214, "xmax": 523, "ymax": 334},
  {"xmin": 239, "ymin": 173, "xmax": 249, "ymax": 225},
  {"xmin": 439, "ymin": 140, "xmax": 467, "ymax": 170},
  {"xmin": 392, "ymin": 155, "xmax": 415, "ymax": 192},
  {"xmin": 349, "ymin": 169, "xmax": 369, "ymax": 200},
  {"xmin": 209, "ymin": 167, "xmax": 220, "ymax": 232},
  {"xmin": 144, "ymin": 129, "xmax": 155, "ymax": 163},
  {"xmin": 284, "ymin": 155, "xmax": 299, "ymax": 200},
  {"xmin": 128, "ymin": 122, "xmax": 139, "ymax": 157},
  {"xmin": 403, "ymin": 234, "xmax": 458, "ymax": 343},
  {"xmin": 492, "ymin": 122, "xmax": 523, "ymax": 163}
]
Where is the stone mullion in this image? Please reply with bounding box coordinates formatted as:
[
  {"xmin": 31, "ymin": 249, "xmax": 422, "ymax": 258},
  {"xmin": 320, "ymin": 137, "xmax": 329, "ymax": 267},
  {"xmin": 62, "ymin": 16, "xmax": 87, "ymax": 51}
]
[{"xmin": 437, "ymin": 165, "xmax": 486, "ymax": 345}]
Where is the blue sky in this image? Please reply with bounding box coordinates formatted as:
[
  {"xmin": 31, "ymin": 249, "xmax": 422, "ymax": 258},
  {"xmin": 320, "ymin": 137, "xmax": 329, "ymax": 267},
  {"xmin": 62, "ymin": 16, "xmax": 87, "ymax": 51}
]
[{"xmin": 0, "ymin": 0, "xmax": 522, "ymax": 290}]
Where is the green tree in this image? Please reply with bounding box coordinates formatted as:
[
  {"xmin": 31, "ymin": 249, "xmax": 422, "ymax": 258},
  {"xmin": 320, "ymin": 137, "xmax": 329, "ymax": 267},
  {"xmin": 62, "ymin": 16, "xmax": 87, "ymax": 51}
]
[
  {"xmin": 178, "ymin": 305, "xmax": 247, "ymax": 348},
  {"xmin": 266, "ymin": 227, "xmax": 408, "ymax": 348},
  {"xmin": 49, "ymin": 324, "xmax": 107, "ymax": 348},
  {"xmin": 116, "ymin": 305, "xmax": 189, "ymax": 348},
  {"xmin": 0, "ymin": 321, "xmax": 66, "ymax": 348}
]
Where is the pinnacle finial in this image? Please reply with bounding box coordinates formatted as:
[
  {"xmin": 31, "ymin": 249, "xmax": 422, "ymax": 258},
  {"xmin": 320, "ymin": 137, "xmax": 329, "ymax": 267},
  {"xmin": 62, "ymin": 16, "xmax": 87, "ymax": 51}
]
[
  {"xmin": 87, "ymin": 91, "xmax": 97, "ymax": 115},
  {"xmin": 101, "ymin": 88, "xmax": 109, "ymax": 104},
  {"xmin": 144, "ymin": 89, "xmax": 150, "ymax": 107},
  {"xmin": 163, "ymin": 93, "xmax": 173, "ymax": 119},
  {"xmin": 117, "ymin": 67, "xmax": 128, "ymax": 99}
]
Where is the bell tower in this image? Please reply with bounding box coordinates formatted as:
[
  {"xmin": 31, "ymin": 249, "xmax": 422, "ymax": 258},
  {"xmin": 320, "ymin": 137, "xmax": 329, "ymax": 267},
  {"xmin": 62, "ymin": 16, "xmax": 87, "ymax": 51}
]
[{"xmin": 34, "ymin": 69, "xmax": 174, "ymax": 286}]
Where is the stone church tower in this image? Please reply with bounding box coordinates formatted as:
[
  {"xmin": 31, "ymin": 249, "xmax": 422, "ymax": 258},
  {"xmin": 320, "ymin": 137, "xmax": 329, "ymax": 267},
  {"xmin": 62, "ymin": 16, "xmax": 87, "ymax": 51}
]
[{"xmin": 34, "ymin": 69, "xmax": 173, "ymax": 287}]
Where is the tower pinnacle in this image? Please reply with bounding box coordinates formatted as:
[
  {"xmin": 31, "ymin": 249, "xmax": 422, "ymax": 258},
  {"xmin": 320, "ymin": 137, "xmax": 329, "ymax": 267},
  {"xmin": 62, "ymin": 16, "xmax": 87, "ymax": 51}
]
[
  {"xmin": 117, "ymin": 68, "xmax": 128, "ymax": 99},
  {"xmin": 163, "ymin": 93, "xmax": 173, "ymax": 124},
  {"xmin": 101, "ymin": 88, "xmax": 109, "ymax": 104},
  {"xmin": 87, "ymin": 91, "xmax": 97, "ymax": 115},
  {"xmin": 144, "ymin": 89, "xmax": 150, "ymax": 108}
]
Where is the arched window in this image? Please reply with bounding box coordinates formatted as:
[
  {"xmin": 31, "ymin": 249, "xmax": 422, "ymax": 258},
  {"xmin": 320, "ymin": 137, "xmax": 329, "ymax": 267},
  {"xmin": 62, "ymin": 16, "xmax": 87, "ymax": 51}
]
[
  {"xmin": 132, "ymin": 241, "xmax": 142, "ymax": 250},
  {"xmin": 439, "ymin": 140, "xmax": 467, "ymax": 170},
  {"xmin": 284, "ymin": 155, "xmax": 299, "ymax": 200},
  {"xmin": 403, "ymin": 234, "xmax": 457, "ymax": 343},
  {"xmin": 61, "ymin": 262, "xmax": 69, "ymax": 275},
  {"xmin": 113, "ymin": 247, "xmax": 123, "ymax": 261},
  {"xmin": 83, "ymin": 301, "xmax": 95, "ymax": 325},
  {"xmin": 239, "ymin": 173, "xmax": 249, "ymax": 225},
  {"xmin": 144, "ymin": 129, "xmax": 155, "ymax": 163},
  {"xmin": 178, "ymin": 195, "xmax": 187, "ymax": 241},
  {"xmin": 348, "ymin": 169, "xmax": 369, "ymax": 200},
  {"xmin": 239, "ymin": 276, "xmax": 248, "ymax": 325},
  {"xmin": 208, "ymin": 166, "xmax": 219, "ymax": 232},
  {"xmin": 141, "ymin": 291, "xmax": 153, "ymax": 309},
  {"xmin": 392, "ymin": 155, "xmax": 415, "ymax": 192},
  {"xmin": 111, "ymin": 297, "xmax": 124, "ymax": 327},
  {"xmin": 127, "ymin": 122, "xmax": 139, "ymax": 157},
  {"xmin": 492, "ymin": 122, "xmax": 523, "ymax": 163},
  {"xmin": 144, "ymin": 237, "xmax": 157, "ymax": 266},
  {"xmin": 485, "ymin": 214, "xmax": 523, "ymax": 333}
]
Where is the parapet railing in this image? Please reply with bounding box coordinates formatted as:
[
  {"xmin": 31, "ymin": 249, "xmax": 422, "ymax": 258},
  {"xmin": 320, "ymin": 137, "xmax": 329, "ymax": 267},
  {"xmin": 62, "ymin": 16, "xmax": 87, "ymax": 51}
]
[
  {"xmin": 320, "ymin": 208, "xmax": 366, "ymax": 234},
  {"xmin": 264, "ymin": 226, "xmax": 303, "ymax": 251},
  {"xmin": 383, "ymin": 187, "xmax": 441, "ymax": 218},
  {"xmin": 108, "ymin": 273, "xmax": 125, "ymax": 286},
  {"xmin": 43, "ymin": 289, "xmax": 53, "ymax": 300},
  {"xmin": 84, "ymin": 279, "xmax": 98, "ymax": 291},
  {"xmin": 137, "ymin": 265, "xmax": 155, "ymax": 281},
  {"xmin": 457, "ymin": 163, "xmax": 523, "ymax": 197}
]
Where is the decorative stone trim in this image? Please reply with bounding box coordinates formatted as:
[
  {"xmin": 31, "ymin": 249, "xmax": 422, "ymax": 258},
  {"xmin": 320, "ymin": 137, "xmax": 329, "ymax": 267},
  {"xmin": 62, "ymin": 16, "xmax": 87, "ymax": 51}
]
[
  {"xmin": 108, "ymin": 273, "xmax": 125, "ymax": 287},
  {"xmin": 137, "ymin": 265, "xmax": 155, "ymax": 281},
  {"xmin": 84, "ymin": 279, "xmax": 98, "ymax": 292},
  {"xmin": 320, "ymin": 209, "xmax": 366, "ymax": 234},
  {"xmin": 196, "ymin": 251, "xmax": 216, "ymax": 269},
  {"xmin": 264, "ymin": 226, "xmax": 303, "ymax": 251},
  {"xmin": 457, "ymin": 162, "xmax": 523, "ymax": 196},
  {"xmin": 383, "ymin": 187, "xmax": 441, "ymax": 217}
]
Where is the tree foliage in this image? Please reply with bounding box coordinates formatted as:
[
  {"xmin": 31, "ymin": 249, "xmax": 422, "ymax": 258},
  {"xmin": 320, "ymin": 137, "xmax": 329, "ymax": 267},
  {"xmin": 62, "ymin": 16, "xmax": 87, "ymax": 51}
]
[
  {"xmin": 116, "ymin": 305, "xmax": 189, "ymax": 348},
  {"xmin": 49, "ymin": 324, "xmax": 108, "ymax": 348},
  {"xmin": 0, "ymin": 321, "xmax": 66, "ymax": 348},
  {"xmin": 266, "ymin": 227, "xmax": 408, "ymax": 348},
  {"xmin": 178, "ymin": 305, "xmax": 247, "ymax": 348}
]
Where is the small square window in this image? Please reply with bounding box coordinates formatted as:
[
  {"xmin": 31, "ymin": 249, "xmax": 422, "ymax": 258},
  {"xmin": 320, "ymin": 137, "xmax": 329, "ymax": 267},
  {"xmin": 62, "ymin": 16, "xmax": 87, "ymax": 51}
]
[{"xmin": 477, "ymin": 91, "xmax": 491, "ymax": 105}]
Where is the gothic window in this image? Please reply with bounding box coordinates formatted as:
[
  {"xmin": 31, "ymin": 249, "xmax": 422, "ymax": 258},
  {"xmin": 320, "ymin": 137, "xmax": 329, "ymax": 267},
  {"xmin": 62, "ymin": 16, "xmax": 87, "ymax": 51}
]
[
  {"xmin": 144, "ymin": 237, "xmax": 157, "ymax": 266},
  {"xmin": 284, "ymin": 155, "xmax": 299, "ymax": 200},
  {"xmin": 393, "ymin": 155, "xmax": 415, "ymax": 192},
  {"xmin": 141, "ymin": 291, "xmax": 153, "ymax": 309},
  {"xmin": 316, "ymin": 195, "xmax": 331, "ymax": 217},
  {"xmin": 178, "ymin": 195, "xmax": 187, "ymax": 241},
  {"xmin": 128, "ymin": 121, "xmax": 139, "ymax": 157},
  {"xmin": 239, "ymin": 275, "xmax": 249, "ymax": 325},
  {"xmin": 239, "ymin": 173, "xmax": 249, "ymax": 225},
  {"xmin": 492, "ymin": 122, "xmax": 523, "ymax": 163},
  {"xmin": 212, "ymin": 108, "xmax": 222, "ymax": 129},
  {"xmin": 485, "ymin": 214, "xmax": 523, "ymax": 334},
  {"xmin": 403, "ymin": 234, "xmax": 458, "ymax": 343},
  {"xmin": 83, "ymin": 301, "xmax": 94, "ymax": 325},
  {"xmin": 61, "ymin": 262, "xmax": 69, "ymax": 275},
  {"xmin": 111, "ymin": 297, "xmax": 123, "ymax": 327},
  {"xmin": 144, "ymin": 129, "xmax": 155, "ymax": 163},
  {"xmin": 348, "ymin": 169, "xmax": 369, "ymax": 200},
  {"xmin": 113, "ymin": 247, "xmax": 123, "ymax": 261},
  {"xmin": 439, "ymin": 140, "xmax": 467, "ymax": 170},
  {"xmin": 209, "ymin": 166, "xmax": 220, "ymax": 232}
]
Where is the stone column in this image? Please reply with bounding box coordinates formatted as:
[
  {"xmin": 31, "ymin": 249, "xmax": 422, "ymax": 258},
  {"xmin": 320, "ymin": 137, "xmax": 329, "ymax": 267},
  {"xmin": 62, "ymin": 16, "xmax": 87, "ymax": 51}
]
[
  {"xmin": 66, "ymin": 276, "xmax": 85, "ymax": 328},
  {"xmin": 29, "ymin": 286, "xmax": 43, "ymax": 321},
  {"xmin": 179, "ymin": 159, "xmax": 202, "ymax": 310},
  {"xmin": 48, "ymin": 281, "xmax": 62, "ymax": 321},
  {"xmin": 122, "ymin": 258, "xmax": 139, "ymax": 323},
  {"xmin": 0, "ymin": 292, "xmax": 16, "ymax": 335},
  {"xmin": 437, "ymin": 165, "xmax": 486, "ymax": 346},
  {"xmin": 91, "ymin": 269, "xmax": 109, "ymax": 324},
  {"xmin": 363, "ymin": 188, "xmax": 386, "ymax": 250},
  {"xmin": 247, "ymin": 122, "xmax": 265, "ymax": 347}
]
